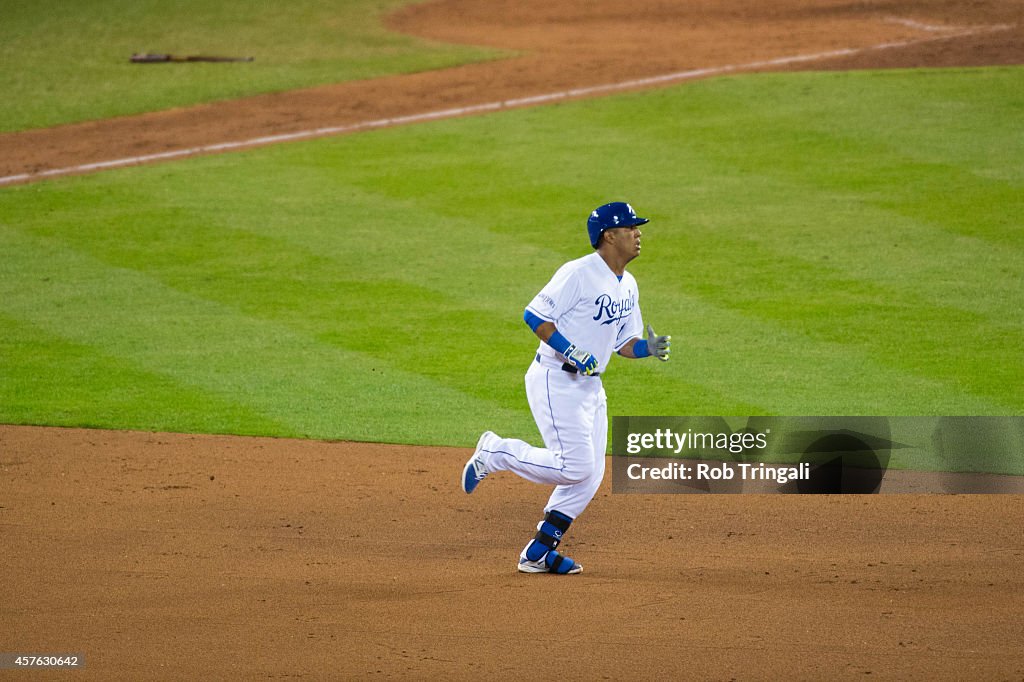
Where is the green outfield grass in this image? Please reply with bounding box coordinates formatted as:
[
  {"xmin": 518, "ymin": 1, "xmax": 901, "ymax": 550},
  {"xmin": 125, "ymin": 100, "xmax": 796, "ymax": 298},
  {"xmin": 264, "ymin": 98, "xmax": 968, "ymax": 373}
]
[
  {"xmin": 0, "ymin": 0, "xmax": 501, "ymax": 133},
  {"xmin": 1, "ymin": 67, "xmax": 1022, "ymax": 467}
]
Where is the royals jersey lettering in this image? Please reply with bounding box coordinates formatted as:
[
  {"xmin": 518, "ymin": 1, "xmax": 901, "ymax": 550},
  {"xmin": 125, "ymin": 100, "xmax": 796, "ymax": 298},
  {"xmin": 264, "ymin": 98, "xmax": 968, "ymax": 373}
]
[{"xmin": 525, "ymin": 252, "xmax": 643, "ymax": 371}]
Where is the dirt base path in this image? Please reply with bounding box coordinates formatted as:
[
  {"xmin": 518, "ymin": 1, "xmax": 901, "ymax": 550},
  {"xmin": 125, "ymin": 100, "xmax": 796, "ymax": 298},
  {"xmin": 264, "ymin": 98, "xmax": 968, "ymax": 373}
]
[
  {"xmin": 1, "ymin": 0, "xmax": 1020, "ymax": 183},
  {"xmin": 2, "ymin": 425, "xmax": 1022, "ymax": 679}
]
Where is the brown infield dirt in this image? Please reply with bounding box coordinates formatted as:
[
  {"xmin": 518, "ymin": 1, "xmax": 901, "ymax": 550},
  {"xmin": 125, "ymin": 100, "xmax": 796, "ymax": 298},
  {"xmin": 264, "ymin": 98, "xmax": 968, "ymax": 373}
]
[{"xmin": 2, "ymin": 1, "xmax": 1024, "ymax": 679}]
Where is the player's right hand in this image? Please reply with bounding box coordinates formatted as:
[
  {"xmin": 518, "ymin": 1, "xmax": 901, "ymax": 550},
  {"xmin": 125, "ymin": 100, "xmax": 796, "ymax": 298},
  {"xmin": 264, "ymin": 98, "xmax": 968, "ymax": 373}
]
[{"xmin": 565, "ymin": 344, "xmax": 599, "ymax": 375}]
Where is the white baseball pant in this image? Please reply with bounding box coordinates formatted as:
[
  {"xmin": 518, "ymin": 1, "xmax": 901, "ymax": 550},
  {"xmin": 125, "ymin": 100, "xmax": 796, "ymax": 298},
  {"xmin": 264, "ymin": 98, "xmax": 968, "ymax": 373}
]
[{"xmin": 485, "ymin": 357, "xmax": 608, "ymax": 519}]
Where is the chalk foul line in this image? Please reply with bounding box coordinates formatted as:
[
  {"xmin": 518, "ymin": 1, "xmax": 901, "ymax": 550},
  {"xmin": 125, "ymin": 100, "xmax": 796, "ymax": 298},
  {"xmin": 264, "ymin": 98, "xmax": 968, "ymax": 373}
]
[
  {"xmin": 885, "ymin": 16, "xmax": 963, "ymax": 33},
  {"xmin": 0, "ymin": 22, "xmax": 1013, "ymax": 187}
]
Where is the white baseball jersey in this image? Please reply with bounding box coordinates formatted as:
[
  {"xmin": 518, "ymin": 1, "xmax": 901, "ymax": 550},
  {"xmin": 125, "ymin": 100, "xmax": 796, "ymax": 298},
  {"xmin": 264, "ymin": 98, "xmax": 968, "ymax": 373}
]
[{"xmin": 526, "ymin": 252, "xmax": 644, "ymax": 371}]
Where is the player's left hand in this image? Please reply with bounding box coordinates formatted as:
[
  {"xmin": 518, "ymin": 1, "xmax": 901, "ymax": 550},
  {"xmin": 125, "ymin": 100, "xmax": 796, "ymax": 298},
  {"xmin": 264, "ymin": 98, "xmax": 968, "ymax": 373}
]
[{"xmin": 646, "ymin": 324, "xmax": 671, "ymax": 362}]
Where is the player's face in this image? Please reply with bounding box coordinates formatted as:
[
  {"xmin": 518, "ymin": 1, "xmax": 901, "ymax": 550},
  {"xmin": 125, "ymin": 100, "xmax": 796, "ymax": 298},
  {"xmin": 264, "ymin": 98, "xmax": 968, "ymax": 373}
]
[{"xmin": 610, "ymin": 225, "xmax": 643, "ymax": 260}]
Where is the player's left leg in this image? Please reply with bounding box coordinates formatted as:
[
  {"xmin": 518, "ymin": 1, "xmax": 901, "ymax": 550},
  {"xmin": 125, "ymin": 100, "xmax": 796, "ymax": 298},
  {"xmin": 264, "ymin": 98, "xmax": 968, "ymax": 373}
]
[
  {"xmin": 518, "ymin": 388, "xmax": 608, "ymax": 575},
  {"xmin": 543, "ymin": 386, "xmax": 607, "ymax": 517}
]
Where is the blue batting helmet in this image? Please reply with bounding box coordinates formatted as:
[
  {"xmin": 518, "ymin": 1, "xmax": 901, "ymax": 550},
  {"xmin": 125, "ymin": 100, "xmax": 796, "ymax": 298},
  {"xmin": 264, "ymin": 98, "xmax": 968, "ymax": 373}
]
[{"xmin": 587, "ymin": 202, "xmax": 649, "ymax": 248}]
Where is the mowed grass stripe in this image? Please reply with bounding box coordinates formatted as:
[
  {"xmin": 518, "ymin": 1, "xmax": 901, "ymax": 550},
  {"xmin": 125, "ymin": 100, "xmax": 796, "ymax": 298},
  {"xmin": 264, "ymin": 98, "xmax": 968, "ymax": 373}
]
[
  {"xmin": 2, "ymin": 185, "xmax": 1011, "ymax": 427},
  {"xmin": 0, "ymin": 314, "xmax": 289, "ymax": 435},
  {"xmin": 0, "ymin": 228, "xmax": 529, "ymax": 444},
  {"xmin": 702, "ymin": 108, "xmax": 1024, "ymax": 250},
  {"xmin": 273, "ymin": 73, "xmax": 1021, "ymax": 409},
  {"xmin": 7, "ymin": 202, "xmax": 1000, "ymax": 436},
  {"xmin": 11, "ymin": 145, "xmax": 1015, "ymax": 417},
  {"xmin": 6, "ymin": 180, "xmax": 552, "ymax": 412},
  {"xmin": 628, "ymin": 291, "xmax": 1009, "ymax": 416},
  {"xmin": 757, "ymin": 68, "xmax": 1024, "ymax": 186},
  {"xmin": 2, "ymin": 177, "xmax": 768, "ymax": 432},
  {"xmin": 1, "ymin": 67, "xmax": 1020, "ymax": 443},
  {"xmin": 709, "ymin": 198, "xmax": 1023, "ymax": 325},
  {"xmin": 639, "ymin": 226, "xmax": 1023, "ymax": 407},
  {"xmin": 341, "ymin": 72, "xmax": 1022, "ymax": 305}
]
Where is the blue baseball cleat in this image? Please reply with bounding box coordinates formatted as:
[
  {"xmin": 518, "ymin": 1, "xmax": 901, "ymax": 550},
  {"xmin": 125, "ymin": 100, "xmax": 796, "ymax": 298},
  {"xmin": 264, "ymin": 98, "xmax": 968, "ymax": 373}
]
[
  {"xmin": 517, "ymin": 549, "xmax": 583, "ymax": 575},
  {"xmin": 462, "ymin": 431, "xmax": 495, "ymax": 494}
]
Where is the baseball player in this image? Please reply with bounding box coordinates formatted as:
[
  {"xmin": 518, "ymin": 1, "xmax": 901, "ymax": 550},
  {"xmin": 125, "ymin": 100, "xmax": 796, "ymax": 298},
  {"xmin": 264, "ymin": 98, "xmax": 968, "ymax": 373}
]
[{"xmin": 461, "ymin": 201, "xmax": 670, "ymax": 574}]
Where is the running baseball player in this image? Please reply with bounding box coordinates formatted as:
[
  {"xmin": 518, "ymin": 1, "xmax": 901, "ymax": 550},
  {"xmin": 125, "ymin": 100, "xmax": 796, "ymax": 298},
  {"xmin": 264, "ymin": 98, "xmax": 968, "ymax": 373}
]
[{"xmin": 461, "ymin": 201, "xmax": 670, "ymax": 574}]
